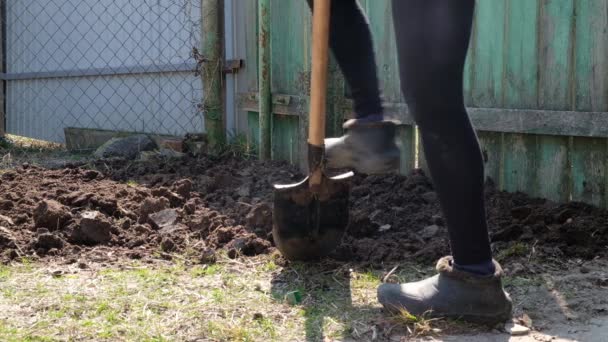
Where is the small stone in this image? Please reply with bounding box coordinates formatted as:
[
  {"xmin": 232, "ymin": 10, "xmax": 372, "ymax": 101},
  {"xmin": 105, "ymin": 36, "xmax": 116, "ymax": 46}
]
[
  {"xmin": 149, "ymin": 209, "xmax": 179, "ymax": 230},
  {"xmin": 420, "ymin": 225, "xmax": 440, "ymax": 239},
  {"xmin": 378, "ymin": 224, "xmax": 391, "ymax": 232},
  {"xmin": 505, "ymin": 323, "xmax": 530, "ymax": 336},
  {"xmin": 580, "ymin": 265, "xmax": 590, "ymax": 274}
]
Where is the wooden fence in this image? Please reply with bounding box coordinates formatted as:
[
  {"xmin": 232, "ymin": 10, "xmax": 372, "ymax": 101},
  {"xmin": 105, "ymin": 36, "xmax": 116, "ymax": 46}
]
[{"xmin": 234, "ymin": 0, "xmax": 608, "ymax": 208}]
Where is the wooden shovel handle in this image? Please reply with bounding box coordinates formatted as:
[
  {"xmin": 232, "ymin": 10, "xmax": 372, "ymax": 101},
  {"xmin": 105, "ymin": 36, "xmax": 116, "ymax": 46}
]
[{"xmin": 308, "ymin": 0, "xmax": 331, "ymax": 147}]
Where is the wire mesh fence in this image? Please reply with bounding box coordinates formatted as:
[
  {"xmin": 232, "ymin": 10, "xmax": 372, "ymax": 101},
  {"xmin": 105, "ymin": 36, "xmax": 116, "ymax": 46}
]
[{"xmin": 1, "ymin": 0, "xmax": 205, "ymax": 144}]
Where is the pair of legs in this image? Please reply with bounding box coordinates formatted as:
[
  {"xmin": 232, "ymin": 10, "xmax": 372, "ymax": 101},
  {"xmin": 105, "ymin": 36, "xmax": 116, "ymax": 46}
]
[{"xmin": 306, "ymin": 0, "xmax": 511, "ymax": 322}]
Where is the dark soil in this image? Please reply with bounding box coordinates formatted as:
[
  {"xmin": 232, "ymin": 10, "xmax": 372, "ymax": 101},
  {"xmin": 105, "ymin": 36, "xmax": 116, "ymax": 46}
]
[{"xmin": 0, "ymin": 156, "xmax": 607, "ymax": 268}]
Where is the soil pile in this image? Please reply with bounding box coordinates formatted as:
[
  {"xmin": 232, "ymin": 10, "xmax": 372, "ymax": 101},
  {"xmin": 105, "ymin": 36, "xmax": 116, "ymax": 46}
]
[{"xmin": 0, "ymin": 156, "xmax": 606, "ymax": 266}]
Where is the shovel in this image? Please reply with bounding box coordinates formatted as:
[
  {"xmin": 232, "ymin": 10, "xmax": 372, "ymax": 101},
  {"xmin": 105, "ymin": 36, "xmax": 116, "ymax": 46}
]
[{"xmin": 272, "ymin": 0, "xmax": 353, "ymax": 261}]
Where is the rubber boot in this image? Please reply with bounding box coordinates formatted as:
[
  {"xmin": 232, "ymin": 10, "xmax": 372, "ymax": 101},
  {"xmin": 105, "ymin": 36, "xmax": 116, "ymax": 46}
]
[
  {"xmin": 325, "ymin": 119, "xmax": 400, "ymax": 174},
  {"xmin": 377, "ymin": 256, "xmax": 512, "ymax": 324}
]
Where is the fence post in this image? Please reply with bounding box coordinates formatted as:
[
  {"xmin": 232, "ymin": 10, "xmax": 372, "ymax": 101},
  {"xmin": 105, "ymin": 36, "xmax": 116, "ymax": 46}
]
[
  {"xmin": 258, "ymin": 0, "xmax": 271, "ymax": 160},
  {"xmin": 0, "ymin": 1, "xmax": 5, "ymax": 138},
  {"xmin": 201, "ymin": 0, "xmax": 225, "ymax": 153}
]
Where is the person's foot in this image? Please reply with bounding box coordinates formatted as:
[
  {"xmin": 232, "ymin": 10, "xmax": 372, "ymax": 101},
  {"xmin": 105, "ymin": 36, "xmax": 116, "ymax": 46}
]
[
  {"xmin": 324, "ymin": 117, "xmax": 400, "ymax": 174},
  {"xmin": 377, "ymin": 256, "xmax": 512, "ymax": 324}
]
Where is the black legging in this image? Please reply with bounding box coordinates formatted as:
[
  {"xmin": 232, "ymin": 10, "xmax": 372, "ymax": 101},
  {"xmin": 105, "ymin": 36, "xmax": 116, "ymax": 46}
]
[{"xmin": 307, "ymin": 0, "xmax": 492, "ymax": 266}]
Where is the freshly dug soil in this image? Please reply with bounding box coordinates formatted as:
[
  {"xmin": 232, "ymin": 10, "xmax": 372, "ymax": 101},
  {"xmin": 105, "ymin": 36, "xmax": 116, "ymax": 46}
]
[{"xmin": 0, "ymin": 156, "xmax": 607, "ymax": 267}]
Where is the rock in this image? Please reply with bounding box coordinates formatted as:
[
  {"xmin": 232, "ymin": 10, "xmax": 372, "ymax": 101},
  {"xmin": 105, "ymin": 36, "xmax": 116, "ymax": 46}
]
[
  {"xmin": 148, "ymin": 209, "xmax": 178, "ymax": 230},
  {"xmin": 420, "ymin": 225, "xmax": 440, "ymax": 239},
  {"xmin": 72, "ymin": 211, "xmax": 112, "ymax": 244},
  {"xmin": 379, "ymin": 224, "xmax": 391, "ymax": 232},
  {"xmin": 33, "ymin": 200, "xmax": 72, "ymax": 230},
  {"xmin": 505, "ymin": 323, "xmax": 530, "ymax": 336},
  {"xmin": 0, "ymin": 214, "xmax": 14, "ymax": 226},
  {"xmin": 421, "ymin": 191, "xmax": 438, "ymax": 203},
  {"xmin": 94, "ymin": 134, "xmax": 158, "ymax": 160},
  {"xmin": 138, "ymin": 197, "xmax": 170, "ymax": 224},
  {"xmin": 35, "ymin": 233, "xmax": 65, "ymax": 250}
]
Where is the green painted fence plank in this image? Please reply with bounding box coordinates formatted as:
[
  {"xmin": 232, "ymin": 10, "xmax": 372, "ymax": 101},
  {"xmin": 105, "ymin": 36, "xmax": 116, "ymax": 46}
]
[
  {"xmin": 502, "ymin": 0, "xmax": 544, "ymax": 199},
  {"xmin": 502, "ymin": 133, "xmax": 538, "ymax": 195},
  {"xmin": 574, "ymin": 0, "xmax": 608, "ymax": 112},
  {"xmin": 271, "ymin": 114, "xmax": 299, "ymax": 164},
  {"xmin": 477, "ymin": 131, "xmax": 502, "ymax": 185},
  {"xmin": 270, "ymin": 0, "xmax": 310, "ymax": 95},
  {"xmin": 397, "ymin": 125, "xmax": 415, "ymax": 174},
  {"xmin": 471, "ymin": 0, "xmax": 506, "ymax": 108},
  {"xmin": 539, "ymin": 0, "xmax": 575, "ymax": 110},
  {"xmin": 571, "ymin": 137, "xmax": 607, "ymax": 207},
  {"xmin": 537, "ymin": 136, "xmax": 570, "ymax": 202},
  {"xmin": 504, "ymin": 0, "xmax": 538, "ymax": 109}
]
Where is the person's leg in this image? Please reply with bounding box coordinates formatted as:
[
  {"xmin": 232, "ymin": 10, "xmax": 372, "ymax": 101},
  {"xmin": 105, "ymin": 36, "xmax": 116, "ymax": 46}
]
[
  {"xmin": 306, "ymin": 0, "xmax": 382, "ymax": 119},
  {"xmin": 377, "ymin": 0, "xmax": 512, "ymax": 324},
  {"xmin": 305, "ymin": 0, "xmax": 399, "ymax": 174}
]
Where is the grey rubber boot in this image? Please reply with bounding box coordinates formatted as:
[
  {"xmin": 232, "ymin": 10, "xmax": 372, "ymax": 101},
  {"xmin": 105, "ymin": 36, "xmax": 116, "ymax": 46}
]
[
  {"xmin": 325, "ymin": 119, "xmax": 400, "ymax": 174},
  {"xmin": 377, "ymin": 256, "xmax": 512, "ymax": 324}
]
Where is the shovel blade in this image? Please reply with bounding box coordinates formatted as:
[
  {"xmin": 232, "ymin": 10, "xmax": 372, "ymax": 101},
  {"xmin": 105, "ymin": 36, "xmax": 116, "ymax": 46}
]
[{"xmin": 272, "ymin": 172, "xmax": 353, "ymax": 261}]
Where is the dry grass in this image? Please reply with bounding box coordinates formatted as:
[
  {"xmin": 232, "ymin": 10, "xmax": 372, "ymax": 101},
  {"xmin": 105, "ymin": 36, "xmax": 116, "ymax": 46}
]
[
  {"xmin": 0, "ymin": 254, "xmax": 477, "ymax": 341},
  {"xmin": 0, "ymin": 134, "xmax": 88, "ymax": 170}
]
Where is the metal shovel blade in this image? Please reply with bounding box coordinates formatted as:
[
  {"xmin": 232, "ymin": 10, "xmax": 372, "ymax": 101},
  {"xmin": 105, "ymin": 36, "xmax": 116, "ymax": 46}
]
[{"xmin": 272, "ymin": 171, "xmax": 353, "ymax": 261}]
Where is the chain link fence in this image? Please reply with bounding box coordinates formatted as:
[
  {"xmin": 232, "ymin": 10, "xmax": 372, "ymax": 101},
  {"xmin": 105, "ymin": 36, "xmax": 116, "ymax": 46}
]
[{"xmin": 1, "ymin": 0, "xmax": 205, "ymax": 144}]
